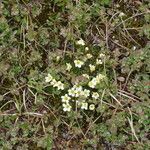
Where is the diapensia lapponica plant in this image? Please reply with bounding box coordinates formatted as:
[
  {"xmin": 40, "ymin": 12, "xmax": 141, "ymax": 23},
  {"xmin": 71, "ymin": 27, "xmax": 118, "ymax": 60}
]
[{"xmin": 45, "ymin": 39, "xmax": 113, "ymax": 112}]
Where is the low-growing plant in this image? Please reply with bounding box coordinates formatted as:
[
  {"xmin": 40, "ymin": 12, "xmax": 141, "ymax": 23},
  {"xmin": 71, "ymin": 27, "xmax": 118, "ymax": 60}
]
[{"xmin": 0, "ymin": 0, "xmax": 150, "ymax": 149}]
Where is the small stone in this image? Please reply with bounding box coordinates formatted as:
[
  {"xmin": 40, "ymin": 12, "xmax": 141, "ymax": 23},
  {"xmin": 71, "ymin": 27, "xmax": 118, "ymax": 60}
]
[{"xmin": 117, "ymin": 77, "xmax": 125, "ymax": 82}]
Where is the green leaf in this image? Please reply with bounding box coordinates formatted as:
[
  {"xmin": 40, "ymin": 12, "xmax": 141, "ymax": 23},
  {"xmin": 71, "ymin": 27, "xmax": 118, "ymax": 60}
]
[{"xmin": 100, "ymin": 0, "xmax": 111, "ymax": 5}]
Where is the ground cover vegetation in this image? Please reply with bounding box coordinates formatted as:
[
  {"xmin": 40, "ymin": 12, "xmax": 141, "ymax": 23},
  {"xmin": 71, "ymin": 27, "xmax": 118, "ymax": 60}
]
[{"xmin": 0, "ymin": 0, "xmax": 150, "ymax": 149}]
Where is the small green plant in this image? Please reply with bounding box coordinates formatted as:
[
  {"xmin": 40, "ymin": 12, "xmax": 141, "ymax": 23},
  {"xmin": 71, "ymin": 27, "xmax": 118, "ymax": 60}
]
[{"xmin": 44, "ymin": 39, "xmax": 113, "ymax": 112}]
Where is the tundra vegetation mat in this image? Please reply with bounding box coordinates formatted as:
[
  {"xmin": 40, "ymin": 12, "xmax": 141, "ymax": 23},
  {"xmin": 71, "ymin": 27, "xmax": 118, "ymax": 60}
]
[{"xmin": 0, "ymin": 0, "xmax": 150, "ymax": 149}]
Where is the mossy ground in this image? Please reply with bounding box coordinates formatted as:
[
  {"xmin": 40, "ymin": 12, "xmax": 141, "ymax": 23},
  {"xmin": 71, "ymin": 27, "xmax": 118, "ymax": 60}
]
[{"xmin": 0, "ymin": 0, "xmax": 150, "ymax": 149}]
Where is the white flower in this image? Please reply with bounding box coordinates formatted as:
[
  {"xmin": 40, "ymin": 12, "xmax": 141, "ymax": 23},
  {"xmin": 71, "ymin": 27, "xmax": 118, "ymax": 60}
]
[
  {"xmin": 71, "ymin": 85, "xmax": 83, "ymax": 97},
  {"xmin": 56, "ymin": 56, "xmax": 60, "ymax": 62},
  {"xmin": 99, "ymin": 53, "xmax": 105, "ymax": 58},
  {"xmin": 89, "ymin": 64, "xmax": 96, "ymax": 72},
  {"xmin": 66, "ymin": 63, "xmax": 72, "ymax": 71},
  {"xmin": 96, "ymin": 74, "xmax": 105, "ymax": 83},
  {"xmin": 55, "ymin": 81, "xmax": 64, "ymax": 90},
  {"xmin": 89, "ymin": 104, "xmax": 95, "ymax": 110},
  {"xmin": 85, "ymin": 47, "xmax": 89, "ymax": 51},
  {"xmin": 81, "ymin": 89, "xmax": 90, "ymax": 98},
  {"xmin": 75, "ymin": 91, "xmax": 82, "ymax": 97},
  {"xmin": 88, "ymin": 81, "xmax": 96, "ymax": 88},
  {"xmin": 88, "ymin": 78, "xmax": 97, "ymax": 88},
  {"xmin": 50, "ymin": 79, "xmax": 57, "ymax": 86},
  {"xmin": 86, "ymin": 53, "xmax": 92, "ymax": 59},
  {"xmin": 81, "ymin": 102, "xmax": 88, "ymax": 110},
  {"xmin": 76, "ymin": 39, "xmax": 85, "ymax": 46},
  {"xmin": 96, "ymin": 59, "xmax": 103, "ymax": 65},
  {"xmin": 63, "ymin": 103, "xmax": 72, "ymax": 112},
  {"xmin": 91, "ymin": 78, "xmax": 97, "ymax": 82},
  {"xmin": 82, "ymin": 74, "xmax": 89, "ymax": 79},
  {"xmin": 68, "ymin": 88, "xmax": 76, "ymax": 97},
  {"xmin": 45, "ymin": 74, "xmax": 53, "ymax": 82},
  {"xmin": 119, "ymin": 12, "xmax": 125, "ymax": 17},
  {"xmin": 72, "ymin": 84, "xmax": 78, "ymax": 89},
  {"xmin": 74, "ymin": 60, "xmax": 84, "ymax": 68},
  {"xmin": 61, "ymin": 94, "xmax": 71, "ymax": 103},
  {"xmin": 92, "ymin": 92, "xmax": 99, "ymax": 99},
  {"xmin": 75, "ymin": 85, "xmax": 83, "ymax": 92},
  {"xmin": 133, "ymin": 46, "xmax": 136, "ymax": 50}
]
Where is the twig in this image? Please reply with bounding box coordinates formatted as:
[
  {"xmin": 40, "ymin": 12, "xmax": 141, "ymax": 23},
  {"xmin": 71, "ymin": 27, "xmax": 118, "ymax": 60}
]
[
  {"xmin": 119, "ymin": 90, "xmax": 141, "ymax": 100},
  {"xmin": 84, "ymin": 115, "xmax": 101, "ymax": 136},
  {"xmin": 123, "ymin": 69, "xmax": 132, "ymax": 90},
  {"xmin": 110, "ymin": 38, "xmax": 130, "ymax": 51},
  {"xmin": 114, "ymin": 12, "xmax": 150, "ymax": 30},
  {"xmin": 0, "ymin": 112, "xmax": 44, "ymax": 117},
  {"xmin": 105, "ymin": 20, "xmax": 109, "ymax": 49},
  {"xmin": 118, "ymin": 92, "xmax": 138, "ymax": 102},
  {"xmin": 100, "ymin": 89, "xmax": 106, "ymax": 105},
  {"xmin": 109, "ymin": 92, "xmax": 123, "ymax": 107},
  {"xmin": 127, "ymin": 107, "xmax": 140, "ymax": 143},
  {"xmin": 23, "ymin": 89, "xmax": 28, "ymax": 112},
  {"xmin": 41, "ymin": 118, "xmax": 46, "ymax": 134},
  {"xmin": 120, "ymin": 17, "xmax": 140, "ymax": 46}
]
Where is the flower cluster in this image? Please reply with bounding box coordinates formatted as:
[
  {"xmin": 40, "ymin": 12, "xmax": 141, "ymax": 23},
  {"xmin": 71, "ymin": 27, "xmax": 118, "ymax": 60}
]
[
  {"xmin": 45, "ymin": 39, "xmax": 107, "ymax": 112},
  {"xmin": 61, "ymin": 84, "xmax": 97, "ymax": 111},
  {"xmin": 45, "ymin": 74, "xmax": 64, "ymax": 90}
]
